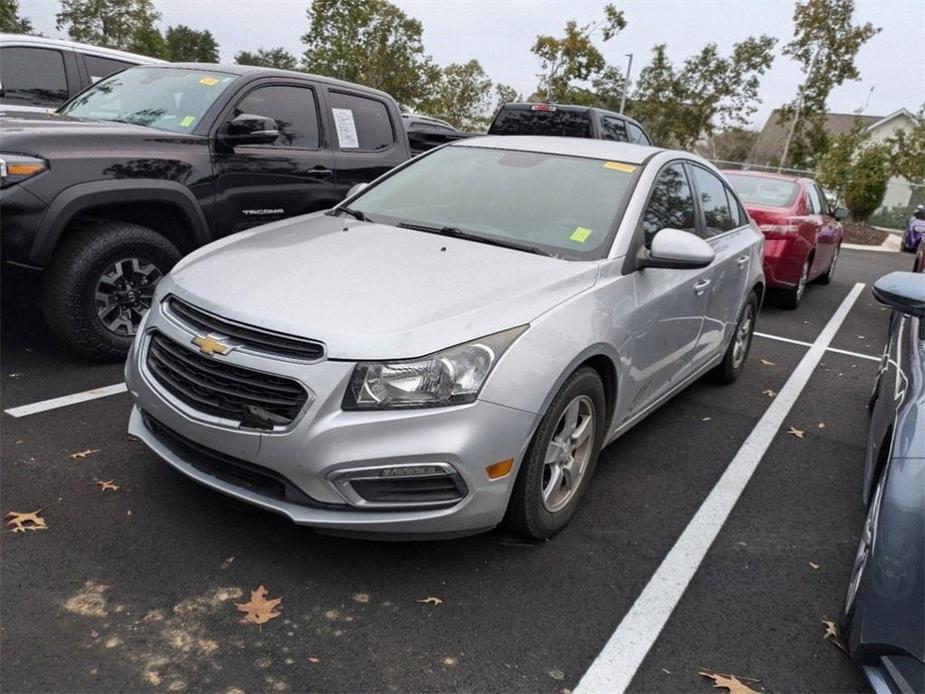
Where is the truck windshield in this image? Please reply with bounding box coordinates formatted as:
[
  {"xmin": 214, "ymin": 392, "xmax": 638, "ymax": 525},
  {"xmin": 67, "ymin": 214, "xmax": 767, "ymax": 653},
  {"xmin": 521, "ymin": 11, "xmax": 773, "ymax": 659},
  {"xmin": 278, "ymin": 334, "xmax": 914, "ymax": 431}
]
[
  {"xmin": 60, "ymin": 67, "xmax": 236, "ymax": 134},
  {"xmin": 349, "ymin": 145, "xmax": 638, "ymax": 259}
]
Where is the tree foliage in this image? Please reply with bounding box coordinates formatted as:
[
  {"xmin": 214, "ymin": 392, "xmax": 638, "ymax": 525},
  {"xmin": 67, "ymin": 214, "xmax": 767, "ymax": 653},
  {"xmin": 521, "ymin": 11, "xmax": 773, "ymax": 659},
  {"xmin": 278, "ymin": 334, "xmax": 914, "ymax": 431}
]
[
  {"xmin": 816, "ymin": 120, "xmax": 890, "ymax": 221},
  {"xmin": 531, "ymin": 4, "xmax": 626, "ymax": 102},
  {"xmin": 302, "ymin": 0, "xmax": 433, "ymax": 106},
  {"xmin": 0, "ymin": 0, "xmax": 32, "ymax": 33},
  {"xmin": 778, "ymin": 0, "xmax": 880, "ymax": 168},
  {"xmin": 236, "ymin": 47, "xmax": 301, "ymax": 71},
  {"xmin": 629, "ymin": 36, "xmax": 776, "ymax": 149},
  {"xmin": 56, "ymin": 0, "xmax": 163, "ymax": 54},
  {"xmin": 416, "ymin": 60, "xmax": 493, "ymax": 130},
  {"xmin": 165, "ymin": 25, "xmax": 219, "ymax": 63},
  {"xmin": 887, "ymin": 105, "xmax": 925, "ymax": 184}
]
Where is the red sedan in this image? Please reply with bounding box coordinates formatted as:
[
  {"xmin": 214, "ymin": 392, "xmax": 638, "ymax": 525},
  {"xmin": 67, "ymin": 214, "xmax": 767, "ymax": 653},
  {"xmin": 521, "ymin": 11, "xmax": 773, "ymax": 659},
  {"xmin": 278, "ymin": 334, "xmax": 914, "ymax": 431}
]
[{"xmin": 723, "ymin": 170, "xmax": 847, "ymax": 308}]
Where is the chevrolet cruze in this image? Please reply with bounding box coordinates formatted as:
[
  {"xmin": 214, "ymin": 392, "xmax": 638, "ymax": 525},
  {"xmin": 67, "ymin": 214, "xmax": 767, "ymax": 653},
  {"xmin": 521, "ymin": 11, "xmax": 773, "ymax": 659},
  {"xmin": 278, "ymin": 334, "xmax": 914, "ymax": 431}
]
[{"xmin": 125, "ymin": 136, "xmax": 765, "ymax": 539}]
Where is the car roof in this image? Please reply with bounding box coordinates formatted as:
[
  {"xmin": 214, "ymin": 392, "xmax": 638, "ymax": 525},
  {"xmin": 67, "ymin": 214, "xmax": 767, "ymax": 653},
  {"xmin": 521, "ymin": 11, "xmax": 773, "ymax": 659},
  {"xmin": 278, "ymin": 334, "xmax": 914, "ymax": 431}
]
[
  {"xmin": 153, "ymin": 63, "xmax": 397, "ymax": 101},
  {"xmin": 0, "ymin": 32, "xmax": 166, "ymax": 63},
  {"xmin": 498, "ymin": 102, "xmax": 648, "ymax": 129},
  {"xmin": 721, "ymin": 169, "xmax": 812, "ymax": 185},
  {"xmin": 454, "ymin": 135, "xmax": 664, "ymax": 164}
]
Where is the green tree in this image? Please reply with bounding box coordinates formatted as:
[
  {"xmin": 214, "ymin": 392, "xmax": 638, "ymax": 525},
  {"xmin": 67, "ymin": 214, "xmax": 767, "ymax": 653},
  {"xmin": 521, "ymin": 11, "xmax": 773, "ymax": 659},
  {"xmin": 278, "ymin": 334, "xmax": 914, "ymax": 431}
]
[
  {"xmin": 531, "ymin": 4, "xmax": 626, "ymax": 102},
  {"xmin": 236, "ymin": 47, "xmax": 301, "ymax": 70},
  {"xmin": 416, "ymin": 60, "xmax": 493, "ymax": 130},
  {"xmin": 778, "ymin": 0, "xmax": 880, "ymax": 169},
  {"xmin": 56, "ymin": 0, "xmax": 163, "ymax": 54},
  {"xmin": 301, "ymin": 0, "xmax": 433, "ymax": 106},
  {"xmin": 705, "ymin": 126, "xmax": 760, "ymax": 162},
  {"xmin": 0, "ymin": 0, "xmax": 33, "ymax": 33},
  {"xmin": 165, "ymin": 25, "xmax": 220, "ymax": 63},
  {"xmin": 493, "ymin": 83, "xmax": 520, "ymax": 108},
  {"xmin": 887, "ymin": 105, "xmax": 925, "ymax": 184},
  {"xmin": 816, "ymin": 120, "xmax": 890, "ymax": 221},
  {"xmin": 629, "ymin": 36, "xmax": 776, "ymax": 149}
]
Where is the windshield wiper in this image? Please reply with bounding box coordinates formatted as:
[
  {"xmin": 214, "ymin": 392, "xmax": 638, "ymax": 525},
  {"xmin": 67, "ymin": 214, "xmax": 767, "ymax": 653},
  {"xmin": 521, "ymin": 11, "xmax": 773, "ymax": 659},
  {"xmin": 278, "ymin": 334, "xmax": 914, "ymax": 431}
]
[
  {"xmin": 396, "ymin": 221, "xmax": 551, "ymax": 256},
  {"xmin": 329, "ymin": 206, "xmax": 367, "ymax": 222}
]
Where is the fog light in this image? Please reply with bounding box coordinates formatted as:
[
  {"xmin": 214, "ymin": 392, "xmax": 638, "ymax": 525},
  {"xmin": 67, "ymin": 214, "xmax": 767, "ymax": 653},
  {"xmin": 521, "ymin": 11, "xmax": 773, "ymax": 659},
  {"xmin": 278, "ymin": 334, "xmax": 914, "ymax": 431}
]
[{"xmin": 486, "ymin": 459, "xmax": 514, "ymax": 480}]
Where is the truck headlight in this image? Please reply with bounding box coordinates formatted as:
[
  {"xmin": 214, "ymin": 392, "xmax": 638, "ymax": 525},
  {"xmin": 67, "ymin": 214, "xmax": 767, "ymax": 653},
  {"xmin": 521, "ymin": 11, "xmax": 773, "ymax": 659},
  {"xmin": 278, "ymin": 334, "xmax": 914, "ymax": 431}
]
[
  {"xmin": 0, "ymin": 154, "xmax": 48, "ymax": 188},
  {"xmin": 343, "ymin": 326, "xmax": 527, "ymax": 410}
]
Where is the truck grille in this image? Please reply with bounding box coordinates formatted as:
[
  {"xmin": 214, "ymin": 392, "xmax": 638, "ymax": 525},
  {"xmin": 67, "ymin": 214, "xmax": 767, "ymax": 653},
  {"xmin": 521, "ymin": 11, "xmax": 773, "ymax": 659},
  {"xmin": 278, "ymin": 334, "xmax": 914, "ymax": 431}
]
[
  {"xmin": 166, "ymin": 297, "xmax": 324, "ymax": 361},
  {"xmin": 146, "ymin": 331, "xmax": 309, "ymax": 429}
]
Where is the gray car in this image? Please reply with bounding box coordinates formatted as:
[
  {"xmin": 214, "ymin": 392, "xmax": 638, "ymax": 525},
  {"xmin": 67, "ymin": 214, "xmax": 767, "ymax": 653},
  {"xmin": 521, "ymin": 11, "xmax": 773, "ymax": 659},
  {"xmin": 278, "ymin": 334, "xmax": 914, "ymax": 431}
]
[
  {"xmin": 842, "ymin": 272, "xmax": 925, "ymax": 693},
  {"xmin": 124, "ymin": 136, "xmax": 764, "ymax": 539}
]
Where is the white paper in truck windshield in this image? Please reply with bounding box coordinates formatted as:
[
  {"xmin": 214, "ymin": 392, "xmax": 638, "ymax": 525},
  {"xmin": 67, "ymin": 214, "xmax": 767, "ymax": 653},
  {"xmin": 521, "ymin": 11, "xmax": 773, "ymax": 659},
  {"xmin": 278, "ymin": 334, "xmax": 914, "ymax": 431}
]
[{"xmin": 332, "ymin": 108, "xmax": 359, "ymax": 148}]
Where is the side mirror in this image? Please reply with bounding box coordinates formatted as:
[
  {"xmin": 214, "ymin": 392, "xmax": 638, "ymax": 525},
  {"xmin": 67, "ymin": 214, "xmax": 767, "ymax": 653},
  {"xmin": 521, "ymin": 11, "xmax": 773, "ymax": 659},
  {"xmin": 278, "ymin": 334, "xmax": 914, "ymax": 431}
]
[
  {"xmin": 833, "ymin": 207, "xmax": 849, "ymax": 221},
  {"xmin": 872, "ymin": 272, "xmax": 925, "ymax": 319},
  {"xmin": 220, "ymin": 113, "xmax": 279, "ymax": 145},
  {"xmin": 346, "ymin": 182, "xmax": 368, "ymax": 199},
  {"xmin": 638, "ymin": 228, "xmax": 715, "ymax": 270}
]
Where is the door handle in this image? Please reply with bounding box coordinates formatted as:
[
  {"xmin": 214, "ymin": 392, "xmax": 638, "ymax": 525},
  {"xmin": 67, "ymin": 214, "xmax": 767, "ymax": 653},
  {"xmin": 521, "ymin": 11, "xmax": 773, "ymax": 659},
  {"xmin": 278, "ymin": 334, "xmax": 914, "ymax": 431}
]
[
  {"xmin": 737, "ymin": 255, "xmax": 749, "ymax": 267},
  {"xmin": 306, "ymin": 167, "xmax": 334, "ymax": 178},
  {"xmin": 694, "ymin": 278, "xmax": 712, "ymax": 295}
]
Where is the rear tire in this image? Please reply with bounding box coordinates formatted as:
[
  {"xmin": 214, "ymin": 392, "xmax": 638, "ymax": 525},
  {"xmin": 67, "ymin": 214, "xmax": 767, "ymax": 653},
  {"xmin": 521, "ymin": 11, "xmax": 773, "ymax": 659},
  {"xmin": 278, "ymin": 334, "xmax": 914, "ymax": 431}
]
[
  {"xmin": 41, "ymin": 222, "xmax": 180, "ymax": 361},
  {"xmin": 780, "ymin": 256, "xmax": 810, "ymax": 309},
  {"xmin": 503, "ymin": 367, "xmax": 606, "ymax": 539},
  {"xmin": 712, "ymin": 291, "xmax": 758, "ymax": 384},
  {"xmin": 815, "ymin": 244, "xmax": 839, "ymax": 285}
]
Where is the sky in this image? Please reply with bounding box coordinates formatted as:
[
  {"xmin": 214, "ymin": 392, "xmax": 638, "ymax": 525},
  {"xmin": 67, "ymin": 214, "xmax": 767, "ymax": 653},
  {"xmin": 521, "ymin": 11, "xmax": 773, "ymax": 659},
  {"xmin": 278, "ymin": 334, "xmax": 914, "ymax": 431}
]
[{"xmin": 23, "ymin": 0, "xmax": 923, "ymax": 129}]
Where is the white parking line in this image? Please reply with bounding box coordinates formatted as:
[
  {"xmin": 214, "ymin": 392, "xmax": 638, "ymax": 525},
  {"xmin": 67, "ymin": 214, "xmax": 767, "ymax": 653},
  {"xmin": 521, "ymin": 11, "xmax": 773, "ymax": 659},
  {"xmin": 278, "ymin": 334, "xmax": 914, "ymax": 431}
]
[
  {"xmin": 755, "ymin": 331, "xmax": 880, "ymax": 362},
  {"xmin": 575, "ymin": 282, "xmax": 866, "ymax": 694},
  {"xmin": 3, "ymin": 383, "xmax": 128, "ymax": 418}
]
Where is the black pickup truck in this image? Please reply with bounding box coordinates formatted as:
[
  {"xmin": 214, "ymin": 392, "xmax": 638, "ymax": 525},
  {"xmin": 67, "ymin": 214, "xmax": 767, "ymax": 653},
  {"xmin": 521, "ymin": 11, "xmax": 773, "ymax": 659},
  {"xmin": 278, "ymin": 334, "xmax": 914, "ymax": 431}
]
[{"xmin": 0, "ymin": 64, "xmax": 410, "ymax": 359}]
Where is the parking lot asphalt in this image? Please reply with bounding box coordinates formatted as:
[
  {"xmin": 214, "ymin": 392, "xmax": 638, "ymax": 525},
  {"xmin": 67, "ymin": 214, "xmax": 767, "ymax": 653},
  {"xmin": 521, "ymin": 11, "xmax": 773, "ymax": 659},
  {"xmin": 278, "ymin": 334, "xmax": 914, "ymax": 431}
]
[{"xmin": 0, "ymin": 247, "xmax": 915, "ymax": 693}]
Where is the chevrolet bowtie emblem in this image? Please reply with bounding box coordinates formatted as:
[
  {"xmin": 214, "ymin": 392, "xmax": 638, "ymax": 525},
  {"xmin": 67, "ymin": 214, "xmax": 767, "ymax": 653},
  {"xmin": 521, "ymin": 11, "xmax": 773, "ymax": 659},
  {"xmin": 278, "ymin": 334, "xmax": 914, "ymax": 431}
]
[{"xmin": 192, "ymin": 335, "xmax": 231, "ymax": 356}]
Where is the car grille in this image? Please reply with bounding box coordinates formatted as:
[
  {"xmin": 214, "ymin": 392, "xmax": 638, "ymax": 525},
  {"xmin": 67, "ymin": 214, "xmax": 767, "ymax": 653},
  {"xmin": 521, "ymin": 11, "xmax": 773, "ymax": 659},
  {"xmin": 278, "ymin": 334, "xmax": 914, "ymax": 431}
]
[
  {"xmin": 146, "ymin": 330, "xmax": 309, "ymax": 429},
  {"xmin": 166, "ymin": 296, "xmax": 325, "ymax": 361},
  {"xmin": 142, "ymin": 412, "xmax": 329, "ymax": 508}
]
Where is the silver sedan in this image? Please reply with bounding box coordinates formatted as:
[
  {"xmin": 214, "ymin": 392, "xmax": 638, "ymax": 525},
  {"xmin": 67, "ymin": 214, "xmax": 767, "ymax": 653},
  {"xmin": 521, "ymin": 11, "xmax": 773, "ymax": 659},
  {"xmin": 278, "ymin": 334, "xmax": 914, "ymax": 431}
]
[{"xmin": 125, "ymin": 136, "xmax": 765, "ymax": 539}]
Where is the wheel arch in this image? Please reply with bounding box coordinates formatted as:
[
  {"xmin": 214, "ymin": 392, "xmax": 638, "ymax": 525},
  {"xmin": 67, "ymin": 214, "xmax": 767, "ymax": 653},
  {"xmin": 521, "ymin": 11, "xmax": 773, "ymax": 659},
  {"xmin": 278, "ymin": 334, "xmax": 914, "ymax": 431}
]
[{"xmin": 31, "ymin": 180, "xmax": 211, "ymax": 265}]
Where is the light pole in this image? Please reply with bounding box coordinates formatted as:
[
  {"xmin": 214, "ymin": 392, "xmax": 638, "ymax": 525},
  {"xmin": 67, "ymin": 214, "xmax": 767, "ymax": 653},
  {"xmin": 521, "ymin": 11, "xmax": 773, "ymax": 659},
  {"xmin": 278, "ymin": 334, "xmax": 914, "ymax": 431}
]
[{"xmin": 619, "ymin": 52, "xmax": 634, "ymax": 114}]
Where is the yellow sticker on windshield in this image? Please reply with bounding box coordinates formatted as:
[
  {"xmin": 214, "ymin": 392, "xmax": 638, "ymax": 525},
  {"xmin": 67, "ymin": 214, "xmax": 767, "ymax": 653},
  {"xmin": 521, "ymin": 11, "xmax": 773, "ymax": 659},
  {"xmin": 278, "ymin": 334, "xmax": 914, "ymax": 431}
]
[
  {"xmin": 603, "ymin": 161, "xmax": 636, "ymax": 173},
  {"xmin": 571, "ymin": 226, "xmax": 592, "ymax": 243},
  {"xmin": 180, "ymin": 115, "xmax": 196, "ymax": 127},
  {"xmin": 199, "ymin": 76, "xmax": 220, "ymax": 86}
]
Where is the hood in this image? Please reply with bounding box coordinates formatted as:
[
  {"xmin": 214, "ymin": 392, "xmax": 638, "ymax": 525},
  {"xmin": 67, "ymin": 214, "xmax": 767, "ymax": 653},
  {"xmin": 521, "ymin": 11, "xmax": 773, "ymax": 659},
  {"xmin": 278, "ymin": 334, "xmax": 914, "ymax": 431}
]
[{"xmin": 165, "ymin": 214, "xmax": 599, "ymax": 360}]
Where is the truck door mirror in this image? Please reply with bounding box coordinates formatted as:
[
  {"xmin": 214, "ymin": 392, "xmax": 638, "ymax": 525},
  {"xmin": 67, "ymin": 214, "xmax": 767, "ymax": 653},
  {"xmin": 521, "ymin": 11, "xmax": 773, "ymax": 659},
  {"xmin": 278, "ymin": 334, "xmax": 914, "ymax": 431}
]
[{"xmin": 220, "ymin": 114, "xmax": 279, "ymax": 145}]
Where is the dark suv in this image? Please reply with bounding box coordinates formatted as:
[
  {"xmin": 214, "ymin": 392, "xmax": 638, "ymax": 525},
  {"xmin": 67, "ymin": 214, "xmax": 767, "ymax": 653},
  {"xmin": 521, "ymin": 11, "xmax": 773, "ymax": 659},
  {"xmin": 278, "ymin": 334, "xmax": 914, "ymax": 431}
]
[
  {"xmin": 0, "ymin": 64, "xmax": 410, "ymax": 360},
  {"xmin": 488, "ymin": 103, "xmax": 652, "ymax": 145}
]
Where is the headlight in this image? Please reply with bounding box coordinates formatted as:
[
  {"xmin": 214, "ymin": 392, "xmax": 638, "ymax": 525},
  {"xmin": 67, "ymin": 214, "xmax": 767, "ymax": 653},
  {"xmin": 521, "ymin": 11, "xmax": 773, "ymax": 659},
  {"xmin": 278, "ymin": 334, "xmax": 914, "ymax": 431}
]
[
  {"xmin": 0, "ymin": 154, "xmax": 48, "ymax": 188},
  {"xmin": 343, "ymin": 326, "xmax": 527, "ymax": 410}
]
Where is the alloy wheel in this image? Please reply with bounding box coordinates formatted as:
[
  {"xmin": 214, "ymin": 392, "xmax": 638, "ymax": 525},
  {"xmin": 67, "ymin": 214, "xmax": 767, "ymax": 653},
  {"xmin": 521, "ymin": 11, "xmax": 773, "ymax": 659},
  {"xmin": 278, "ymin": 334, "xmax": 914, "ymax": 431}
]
[
  {"xmin": 796, "ymin": 259, "xmax": 809, "ymax": 301},
  {"xmin": 542, "ymin": 395, "xmax": 595, "ymax": 513},
  {"xmin": 731, "ymin": 302, "xmax": 755, "ymax": 370},
  {"xmin": 827, "ymin": 245, "xmax": 840, "ymax": 281},
  {"xmin": 844, "ymin": 470, "xmax": 886, "ymax": 615},
  {"xmin": 94, "ymin": 257, "xmax": 162, "ymax": 336}
]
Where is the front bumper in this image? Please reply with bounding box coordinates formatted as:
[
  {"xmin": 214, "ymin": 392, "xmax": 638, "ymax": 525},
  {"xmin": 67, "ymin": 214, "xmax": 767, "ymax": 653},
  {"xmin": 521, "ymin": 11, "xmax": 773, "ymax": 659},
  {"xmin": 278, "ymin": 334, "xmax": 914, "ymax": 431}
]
[
  {"xmin": 0, "ymin": 184, "xmax": 49, "ymax": 266},
  {"xmin": 125, "ymin": 298, "xmax": 537, "ymax": 537}
]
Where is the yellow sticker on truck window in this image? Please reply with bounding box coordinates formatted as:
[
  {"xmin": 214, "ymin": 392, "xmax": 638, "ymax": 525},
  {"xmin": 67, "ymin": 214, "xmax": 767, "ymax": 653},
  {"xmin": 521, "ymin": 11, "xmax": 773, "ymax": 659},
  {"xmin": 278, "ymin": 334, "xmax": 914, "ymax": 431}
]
[
  {"xmin": 199, "ymin": 76, "xmax": 220, "ymax": 86},
  {"xmin": 180, "ymin": 115, "xmax": 196, "ymax": 127},
  {"xmin": 603, "ymin": 161, "xmax": 637, "ymax": 173},
  {"xmin": 571, "ymin": 226, "xmax": 592, "ymax": 243}
]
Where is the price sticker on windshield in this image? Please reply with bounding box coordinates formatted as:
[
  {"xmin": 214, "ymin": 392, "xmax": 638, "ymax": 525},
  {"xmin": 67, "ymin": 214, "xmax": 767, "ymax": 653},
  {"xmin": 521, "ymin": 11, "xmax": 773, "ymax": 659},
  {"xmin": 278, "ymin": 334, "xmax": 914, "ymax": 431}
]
[
  {"xmin": 199, "ymin": 76, "xmax": 220, "ymax": 86},
  {"xmin": 603, "ymin": 161, "xmax": 636, "ymax": 173},
  {"xmin": 180, "ymin": 116, "xmax": 196, "ymax": 128},
  {"xmin": 571, "ymin": 227, "xmax": 593, "ymax": 243}
]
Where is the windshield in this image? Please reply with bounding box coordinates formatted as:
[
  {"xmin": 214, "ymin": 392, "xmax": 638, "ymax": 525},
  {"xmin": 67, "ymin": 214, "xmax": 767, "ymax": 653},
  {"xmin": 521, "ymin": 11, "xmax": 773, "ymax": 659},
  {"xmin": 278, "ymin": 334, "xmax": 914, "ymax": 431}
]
[
  {"xmin": 350, "ymin": 145, "xmax": 638, "ymax": 258},
  {"xmin": 725, "ymin": 173, "xmax": 799, "ymax": 208},
  {"xmin": 60, "ymin": 67, "xmax": 236, "ymax": 133}
]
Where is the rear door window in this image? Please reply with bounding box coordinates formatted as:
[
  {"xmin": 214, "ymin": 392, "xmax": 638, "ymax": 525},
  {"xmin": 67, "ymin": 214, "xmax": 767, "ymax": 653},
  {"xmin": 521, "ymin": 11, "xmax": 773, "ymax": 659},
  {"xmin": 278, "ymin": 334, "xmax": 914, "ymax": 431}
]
[
  {"xmin": 806, "ymin": 184, "xmax": 823, "ymax": 214},
  {"xmin": 328, "ymin": 91, "xmax": 395, "ymax": 151},
  {"xmin": 690, "ymin": 166, "xmax": 735, "ymax": 238},
  {"xmin": 83, "ymin": 54, "xmax": 133, "ymax": 83},
  {"xmin": 0, "ymin": 46, "xmax": 69, "ymax": 108},
  {"xmin": 233, "ymin": 85, "xmax": 320, "ymax": 148},
  {"xmin": 601, "ymin": 116, "xmax": 629, "ymax": 142},
  {"xmin": 626, "ymin": 122, "xmax": 650, "ymax": 145},
  {"xmin": 642, "ymin": 163, "xmax": 697, "ymax": 244}
]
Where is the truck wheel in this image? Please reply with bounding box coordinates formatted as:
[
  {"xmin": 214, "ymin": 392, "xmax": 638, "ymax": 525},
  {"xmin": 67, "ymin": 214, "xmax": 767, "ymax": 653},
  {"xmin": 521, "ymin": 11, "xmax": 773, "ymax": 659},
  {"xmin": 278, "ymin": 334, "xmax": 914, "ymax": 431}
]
[
  {"xmin": 503, "ymin": 367, "xmax": 606, "ymax": 539},
  {"xmin": 41, "ymin": 222, "xmax": 181, "ymax": 361}
]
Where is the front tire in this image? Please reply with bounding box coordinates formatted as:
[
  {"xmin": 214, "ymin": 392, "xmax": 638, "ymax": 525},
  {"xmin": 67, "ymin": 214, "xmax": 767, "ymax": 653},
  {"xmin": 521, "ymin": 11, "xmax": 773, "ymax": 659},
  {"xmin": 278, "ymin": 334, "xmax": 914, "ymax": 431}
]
[
  {"xmin": 504, "ymin": 368, "xmax": 606, "ymax": 539},
  {"xmin": 41, "ymin": 222, "xmax": 180, "ymax": 361}
]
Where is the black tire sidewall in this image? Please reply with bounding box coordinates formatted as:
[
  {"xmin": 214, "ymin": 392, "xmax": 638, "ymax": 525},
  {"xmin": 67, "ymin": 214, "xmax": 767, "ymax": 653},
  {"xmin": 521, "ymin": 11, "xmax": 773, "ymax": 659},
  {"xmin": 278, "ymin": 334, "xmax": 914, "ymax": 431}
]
[
  {"xmin": 713, "ymin": 292, "xmax": 758, "ymax": 384},
  {"xmin": 505, "ymin": 367, "xmax": 606, "ymax": 539},
  {"xmin": 42, "ymin": 223, "xmax": 180, "ymax": 361}
]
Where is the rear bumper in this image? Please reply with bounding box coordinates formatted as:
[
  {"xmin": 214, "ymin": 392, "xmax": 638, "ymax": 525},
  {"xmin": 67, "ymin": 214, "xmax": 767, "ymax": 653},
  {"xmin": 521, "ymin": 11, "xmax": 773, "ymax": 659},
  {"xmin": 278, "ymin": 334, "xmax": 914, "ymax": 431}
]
[{"xmin": 762, "ymin": 236, "xmax": 807, "ymax": 288}]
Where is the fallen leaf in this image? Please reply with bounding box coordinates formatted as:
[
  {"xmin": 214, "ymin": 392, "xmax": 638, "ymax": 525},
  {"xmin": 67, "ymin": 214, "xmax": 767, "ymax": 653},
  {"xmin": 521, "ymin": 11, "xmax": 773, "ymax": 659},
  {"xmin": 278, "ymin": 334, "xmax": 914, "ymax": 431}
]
[
  {"xmin": 759, "ymin": 359, "xmax": 775, "ymax": 366},
  {"xmin": 90, "ymin": 629, "xmax": 99, "ymax": 639},
  {"xmin": 353, "ymin": 593, "xmax": 370, "ymax": 604},
  {"xmin": 809, "ymin": 562, "xmax": 820, "ymax": 570},
  {"xmin": 787, "ymin": 426, "xmax": 806, "ymax": 439},
  {"xmin": 236, "ymin": 585, "xmax": 282, "ymax": 625},
  {"xmin": 307, "ymin": 657, "xmax": 320, "ymax": 664},
  {"xmin": 96, "ymin": 480, "xmax": 119, "ymax": 492},
  {"xmin": 443, "ymin": 657, "xmax": 458, "ymax": 667},
  {"xmin": 857, "ymin": 335, "xmax": 865, "ymax": 340},
  {"xmin": 822, "ymin": 619, "xmax": 847, "ymax": 651},
  {"xmin": 69, "ymin": 449, "xmax": 101, "ymax": 460},
  {"xmin": 126, "ymin": 435, "xmax": 139, "ymax": 443},
  {"xmin": 817, "ymin": 422, "xmax": 826, "ymax": 429},
  {"xmin": 416, "ymin": 597, "xmax": 443, "ymax": 606},
  {"xmin": 548, "ymin": 669, "xmax": 565, "ymax": 680},
  {"xmin": 661, "ymin": 668, "xmax": 671, "ymax": 674},
  {"xmin": 762, "ymin": 389, "xmax": 777, "ymax": 398},
  {"xmin": 698, "ymin": 670, "xmax": 761, "ymax": 694},
  {"xmin": 6, "ymin": 510, "xmax": 47, "ymax": 533},
  {"xmin": 222, "ymin": 556, "xmax": 235, "ymax": 569},
  {"xmin": 126, "ymin": 510, "xmax": 132, "ymax": 516},
  {"xmin": 701, "ymin": 417, "xmax": 712, "ymax": 422}
]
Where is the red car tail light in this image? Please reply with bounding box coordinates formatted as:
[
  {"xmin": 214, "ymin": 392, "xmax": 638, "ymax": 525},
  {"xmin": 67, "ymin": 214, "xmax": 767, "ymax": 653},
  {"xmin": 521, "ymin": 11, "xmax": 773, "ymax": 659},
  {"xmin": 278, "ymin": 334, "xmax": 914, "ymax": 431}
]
[{"xmin": 760, "ymin": 224, "xmax": 800, "ymax": 234}]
